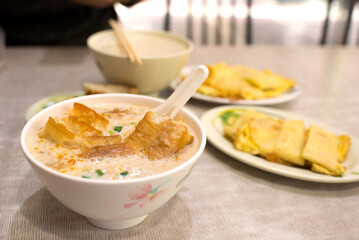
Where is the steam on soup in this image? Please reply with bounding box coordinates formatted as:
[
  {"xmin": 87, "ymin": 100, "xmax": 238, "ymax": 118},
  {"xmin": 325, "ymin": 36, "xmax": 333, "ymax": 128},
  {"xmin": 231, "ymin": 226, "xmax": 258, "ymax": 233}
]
[{"xmin": 27, "ymin": 103, "xmax": 199, "ymax": 180}]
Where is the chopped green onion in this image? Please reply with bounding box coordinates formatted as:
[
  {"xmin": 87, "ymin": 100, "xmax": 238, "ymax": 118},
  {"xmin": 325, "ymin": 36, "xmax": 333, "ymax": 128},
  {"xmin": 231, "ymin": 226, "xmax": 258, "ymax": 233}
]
[
  {"xmin": 120, "ymin": 171, "xmax": 129, "ymax": 176},
  {"xmin": 114, "ymin": 126, "xmax": 123, "ymax": 132},
  {"xmin": 108, "ymin": 130, "xmax": 114, "ymax": 135},
  {"xmin": 220, "ymin": 110, "xmax": 240, "ymax": 125},
  {"xmin": 95, "ymin": 169, "xmax": 104, "ymax": 176},
  {"xmin": 82, "ymin": 175, "xmax": 90, "ymax": 179}
]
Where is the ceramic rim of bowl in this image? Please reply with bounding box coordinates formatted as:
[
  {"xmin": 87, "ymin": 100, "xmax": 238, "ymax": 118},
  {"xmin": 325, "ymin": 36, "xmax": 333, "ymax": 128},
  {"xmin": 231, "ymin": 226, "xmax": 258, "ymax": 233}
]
[
  {"xmin": 87, "ymin": 29, "xmax": 194, "ymax": 60},
  {"xmin": 20, "ymin": 93, "xmax": 206, "ymax": 186}
]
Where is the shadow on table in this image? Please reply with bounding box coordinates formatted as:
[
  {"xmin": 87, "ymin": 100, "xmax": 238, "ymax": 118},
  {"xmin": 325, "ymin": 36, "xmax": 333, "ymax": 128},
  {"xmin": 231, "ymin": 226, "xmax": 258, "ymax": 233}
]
[
  {"xmin": 206, "ymin": 142, "xmax": 359, "ymax": 196},
  {"xmin": 10, "ymin": 187, "xmax": 192, "ymax": 239}
]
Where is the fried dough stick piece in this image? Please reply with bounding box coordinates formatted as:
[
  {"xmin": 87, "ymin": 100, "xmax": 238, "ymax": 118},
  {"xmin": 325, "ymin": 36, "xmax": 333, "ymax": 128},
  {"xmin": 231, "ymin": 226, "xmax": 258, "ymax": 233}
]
[
  {"xmin": 43, "ymin": 103, "xmax": 108, "ymax": 148},
  {"xmin": 146, "ymin": 119, "xmax": 194, "ymax": 159},
  {"xmin": 82, "ymin": 112, "xmax": 194, "ymax": 159},
  {"xmin": 42, "ymin": 117, "xmax": 79, "ymax": 147},
  {"xmin": 124, "ymin": 112, "xmax": 162, "ymax": 151},
  {"xmin": 126, "ymin": 112, "xmax": 194, "ymax": 159},
  {"xmin": 70, "ymin": 103, "xmax": 109, "ymax": 130},
  {"xmin": 65, "ymin": 116, "xmax": 102, "ymax": 136}
]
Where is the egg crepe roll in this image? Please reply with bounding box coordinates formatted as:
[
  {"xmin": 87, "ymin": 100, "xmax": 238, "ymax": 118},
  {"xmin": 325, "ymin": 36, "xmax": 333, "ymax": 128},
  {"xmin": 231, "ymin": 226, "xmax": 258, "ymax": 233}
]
[
  {"xmin": 274, "ymin": 120, "xmax": 306, "ymax": 166},
  {"xmin": 223, "ymin": 110, "xmax": 272, "ymax": 141},
  {"xmin": 234, "ymin": 116, "xmax": 283, "ymax": 157},
  {"xmin": 201, "ymin": 63, "xmax": 265, "ymax": 99},
  {"xmin": 301, "ymin": 125, "xmax": 345, "ymax": 176},
  {"xmin": 231, "ymin": 65, "xmax": 284, "ymax": 91}
]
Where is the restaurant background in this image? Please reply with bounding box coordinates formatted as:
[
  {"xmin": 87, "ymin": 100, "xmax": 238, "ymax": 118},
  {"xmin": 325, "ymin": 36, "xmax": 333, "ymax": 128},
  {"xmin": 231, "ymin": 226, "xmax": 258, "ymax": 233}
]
[
  {"xmin": 1, "ymin": 0, "xmax": 359, "ymax": 239},
  {"xmin": 117, "ymin": 0, "xmax": 359, "ymax": 46}
]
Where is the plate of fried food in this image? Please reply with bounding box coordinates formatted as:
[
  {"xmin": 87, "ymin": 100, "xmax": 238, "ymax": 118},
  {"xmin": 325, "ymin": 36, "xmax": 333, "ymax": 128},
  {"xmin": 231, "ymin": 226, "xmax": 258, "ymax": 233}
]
[
  {"xmin": 201, "ymin": 106, "xmax": 359, "ymax": 183},
  {"xmin": 171, "ymin": 63, "xmax": 300, "ymax": 105}
]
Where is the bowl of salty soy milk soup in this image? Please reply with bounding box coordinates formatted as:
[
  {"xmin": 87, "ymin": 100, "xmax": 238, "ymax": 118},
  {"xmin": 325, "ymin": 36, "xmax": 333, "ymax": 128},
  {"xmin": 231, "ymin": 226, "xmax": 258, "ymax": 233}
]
[
  {"xmin": 20, "ymin": 94, "xmax": 206, "ymax": 229},
  {"xmin": 87, "ymin": 30, "xmax": 193, "ymax": 95}
]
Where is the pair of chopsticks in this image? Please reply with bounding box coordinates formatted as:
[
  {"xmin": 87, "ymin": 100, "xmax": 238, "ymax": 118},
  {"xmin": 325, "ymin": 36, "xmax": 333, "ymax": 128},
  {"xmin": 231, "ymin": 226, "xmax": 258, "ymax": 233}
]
[{"xmin": 109, "ymin": 19, "xmax": 142, "ymax": 65}]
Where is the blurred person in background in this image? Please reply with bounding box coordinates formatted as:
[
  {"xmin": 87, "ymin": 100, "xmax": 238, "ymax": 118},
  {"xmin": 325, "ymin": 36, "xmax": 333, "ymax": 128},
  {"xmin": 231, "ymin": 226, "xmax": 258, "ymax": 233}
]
[{"xmin": 0, "ymin": 0, "xmax": 140, "ymax": 45}]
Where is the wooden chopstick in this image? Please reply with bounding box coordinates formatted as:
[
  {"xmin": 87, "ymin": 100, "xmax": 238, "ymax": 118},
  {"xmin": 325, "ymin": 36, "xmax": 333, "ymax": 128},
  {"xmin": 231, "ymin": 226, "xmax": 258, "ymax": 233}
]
[
  {"xmin": 108, "ymin": 19, "xmax": 142, "ymax": 65},
  {"xmin": 109, "ymin": 19, "xmax": 134, "ymax": 62}
]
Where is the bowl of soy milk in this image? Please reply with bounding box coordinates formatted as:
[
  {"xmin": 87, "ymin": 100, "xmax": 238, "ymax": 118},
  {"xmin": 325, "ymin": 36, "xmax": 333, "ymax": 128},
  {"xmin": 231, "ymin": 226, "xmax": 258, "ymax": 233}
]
[{"xmin": 87, "ymin": 30, "xmax": 193, "ymax": 95}]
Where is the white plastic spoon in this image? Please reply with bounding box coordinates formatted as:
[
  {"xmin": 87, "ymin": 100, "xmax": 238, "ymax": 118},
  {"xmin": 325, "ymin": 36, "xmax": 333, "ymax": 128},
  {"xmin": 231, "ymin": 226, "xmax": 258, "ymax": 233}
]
[{"xmin": 154, "ymin": 65, "xmax": 209, "ymax": 119}]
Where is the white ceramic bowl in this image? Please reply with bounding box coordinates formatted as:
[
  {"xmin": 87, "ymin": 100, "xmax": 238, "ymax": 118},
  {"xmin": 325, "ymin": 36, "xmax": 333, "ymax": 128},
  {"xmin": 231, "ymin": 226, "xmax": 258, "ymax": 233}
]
[
  {"xmin": 87, "ymin": 30, "xmax": 193, "ymax": 95},
  {"xmin": 20, "ymin": 94, "xmax": 206, "ymax": 230}
]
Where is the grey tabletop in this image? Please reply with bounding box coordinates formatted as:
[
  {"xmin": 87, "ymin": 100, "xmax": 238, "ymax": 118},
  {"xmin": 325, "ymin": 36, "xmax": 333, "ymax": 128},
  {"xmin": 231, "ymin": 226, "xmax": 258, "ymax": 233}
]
[{"xmin": 1, "ymin": 46, "xmax": 359, "ymax": 239}]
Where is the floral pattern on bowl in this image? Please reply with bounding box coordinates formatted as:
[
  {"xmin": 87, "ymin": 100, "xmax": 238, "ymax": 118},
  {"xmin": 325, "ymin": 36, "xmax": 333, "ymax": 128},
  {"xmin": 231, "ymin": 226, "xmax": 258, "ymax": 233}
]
[{"xmin": 124, "ymin": 178, "xmax": 171, "ymax": 209}]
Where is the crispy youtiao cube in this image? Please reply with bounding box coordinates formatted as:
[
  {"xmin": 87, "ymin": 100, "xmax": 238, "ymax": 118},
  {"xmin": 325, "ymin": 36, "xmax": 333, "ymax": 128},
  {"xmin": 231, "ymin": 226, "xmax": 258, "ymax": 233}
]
[
  {"xmin": 65, "ymin": 116, "xmax": 102, "ymax": 136},
  {"xmin": 70, "ymin": 103, "xmax": 109, "ymax": 130},
  {"xmin": 146, "ymin": 119, "xmax": 194, "ymax": 160},
  {"xmin": 126, "ymin": 112, "xmax": 194, "ymax": 159},
  {"xmin": 274, "ymin": 120, "xmax": 306, "ymax": 166},
  {"xmin": 301, "ymin": 125, "xmax": 345, "ymax": 175},
  {"xmin": 82, "ymin": 111, "xmax": 194, "ymax": 159},
  {"xmin": 43, "ymin": 117, "xmax": 78, "ymax": 147},
  {"xmin": 125, "ymin": 112, "xmax": 162, "ymax": 151},
  {"xmin": 234, "ymin": 116, "xmax": 283, "ymax": 157},
  {"xmin": 337, "ymin": 135, "xmax": 351, "ymax": 163}
]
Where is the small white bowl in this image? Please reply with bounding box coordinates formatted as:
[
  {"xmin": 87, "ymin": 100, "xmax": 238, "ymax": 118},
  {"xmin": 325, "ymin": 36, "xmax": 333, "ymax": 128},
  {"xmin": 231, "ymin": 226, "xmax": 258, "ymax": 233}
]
[
  {"xmin": 20, "ymin": 94, "xmax": 206, "ymax": 230},
  {"xmin": 87, "ymin": 30, "xmax": 193, "ymax": 95}
]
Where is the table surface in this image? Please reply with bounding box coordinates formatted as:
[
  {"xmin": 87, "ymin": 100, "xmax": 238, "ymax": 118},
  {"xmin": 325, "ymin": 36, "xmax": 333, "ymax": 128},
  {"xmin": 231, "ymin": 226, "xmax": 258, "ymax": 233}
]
[{"xmin": 1, "ymin": 46, "xmax": 359, "ymax": 240}]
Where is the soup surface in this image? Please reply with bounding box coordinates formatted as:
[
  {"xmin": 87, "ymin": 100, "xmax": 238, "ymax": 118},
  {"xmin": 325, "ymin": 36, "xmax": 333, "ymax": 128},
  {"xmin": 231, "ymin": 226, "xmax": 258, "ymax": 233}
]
[
  {"xmin": 94, "ymin": 31, "xmax": 189, "ymax": 57},
  {"xmin": 28, "ymin": 103, "xmax": 199, "ymax": 180}
]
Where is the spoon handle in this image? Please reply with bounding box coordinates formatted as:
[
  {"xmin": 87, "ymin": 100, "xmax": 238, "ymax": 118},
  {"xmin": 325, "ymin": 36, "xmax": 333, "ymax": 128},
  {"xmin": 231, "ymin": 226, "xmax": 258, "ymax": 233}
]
[{"xmin": 154, "ymin": 65, "xmax": 209, "ymax": 119}]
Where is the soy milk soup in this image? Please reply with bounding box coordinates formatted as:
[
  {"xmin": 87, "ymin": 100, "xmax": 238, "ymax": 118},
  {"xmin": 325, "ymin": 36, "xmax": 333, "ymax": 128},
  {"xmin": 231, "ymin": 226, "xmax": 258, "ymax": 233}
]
[
  {"xmin": 95, "ymin": 31, "xmax": 189, "ymax": 57},
  {"xmin": 27, "ymin": 103, "xmax": 199, "ymax": 180}
]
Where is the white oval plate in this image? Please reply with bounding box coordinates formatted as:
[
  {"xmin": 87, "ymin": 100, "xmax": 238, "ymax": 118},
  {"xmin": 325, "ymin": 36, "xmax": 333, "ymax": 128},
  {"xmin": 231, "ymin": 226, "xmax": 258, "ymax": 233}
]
[
  {"xmin": 170, "ymin": 66, "xmax": 301, "ymax": 105},
  {"xmin": 201, "ymin": 106, "xmax": 359, "ymax": 183},
  {"xmin": 25, "ymin": 91, "xmax": 84, "ymax": 121}
]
